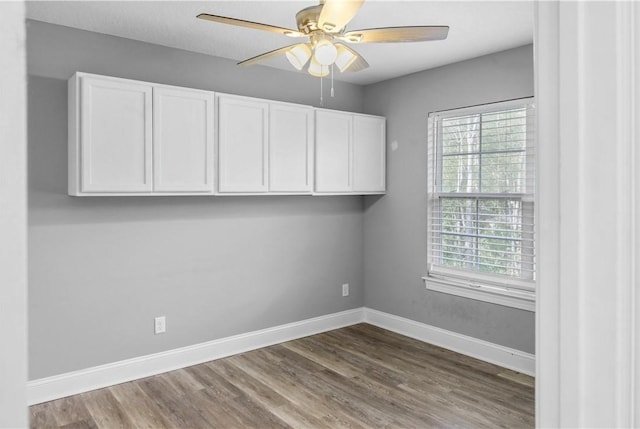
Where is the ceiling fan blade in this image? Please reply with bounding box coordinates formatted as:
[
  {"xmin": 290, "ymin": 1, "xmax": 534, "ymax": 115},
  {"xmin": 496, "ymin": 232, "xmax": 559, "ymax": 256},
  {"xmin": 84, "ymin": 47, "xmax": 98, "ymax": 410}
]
[
  {"xmin": 338, "ymin": 26, "xmax": 449, "ymax": 43},
  {"xmin": 238, "ymin": 44, "xmax": 305, "ymax": 67},
  {"xmin": 197, "ymin": 13, "xmax": 305, "ymax": 37},
  {"xmin": 318, "ymin": 0, "xmax": 364, "ymax": 33},
  {"xmin": 334, "ymin": 43, "xmax": 369, "ymax": 72}
]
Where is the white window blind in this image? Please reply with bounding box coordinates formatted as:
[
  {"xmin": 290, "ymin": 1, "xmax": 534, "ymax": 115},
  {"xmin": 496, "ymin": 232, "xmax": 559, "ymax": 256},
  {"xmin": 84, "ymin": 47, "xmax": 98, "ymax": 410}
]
[{"xmin": 425, "ymin": 98, "xmax": 536, "ymax": 310}]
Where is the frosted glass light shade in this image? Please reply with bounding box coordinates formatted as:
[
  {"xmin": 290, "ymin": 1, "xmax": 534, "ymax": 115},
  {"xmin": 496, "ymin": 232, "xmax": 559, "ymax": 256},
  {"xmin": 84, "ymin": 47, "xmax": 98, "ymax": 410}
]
[
  {"xmin": 285, "ymin": 44, "xmax": 311, "ymax": 70},
  {"xmin": 313, "ymin": 39, "xmax": 338, "ymax": 66},
  {"xmin": 308, "ymin": 57, "xmax": 329, "ymax": 77},
  {"xmin": 334, "ymin": 45, "xmax": 357, "ymax": 72}
]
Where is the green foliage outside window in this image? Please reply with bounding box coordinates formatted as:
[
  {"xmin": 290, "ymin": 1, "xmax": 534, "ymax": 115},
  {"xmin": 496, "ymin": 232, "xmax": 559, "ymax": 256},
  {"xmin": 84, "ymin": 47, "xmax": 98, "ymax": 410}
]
[{"xmin": 433, "ymin": 107, "xmax": 534, "ymax": 279}]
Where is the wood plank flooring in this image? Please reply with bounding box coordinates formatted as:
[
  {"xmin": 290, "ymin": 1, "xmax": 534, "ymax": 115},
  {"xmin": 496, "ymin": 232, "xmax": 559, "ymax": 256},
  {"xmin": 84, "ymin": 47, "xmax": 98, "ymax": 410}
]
[{"xmin": 30, "ymin": 323, "xmax": 534, "ymax": 428}]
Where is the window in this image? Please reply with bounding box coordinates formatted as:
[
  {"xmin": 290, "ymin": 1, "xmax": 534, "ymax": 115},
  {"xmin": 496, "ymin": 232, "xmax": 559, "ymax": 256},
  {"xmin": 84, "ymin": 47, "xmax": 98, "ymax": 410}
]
[{"xmin": 424, "ymin": 98, "xmax": 536, "ymax": 311}]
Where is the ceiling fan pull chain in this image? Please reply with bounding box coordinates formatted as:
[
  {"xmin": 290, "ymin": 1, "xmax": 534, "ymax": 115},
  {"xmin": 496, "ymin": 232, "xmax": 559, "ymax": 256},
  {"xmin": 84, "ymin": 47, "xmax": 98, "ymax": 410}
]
[
  {"xmin": 331, "ymin": 64, "xmax": 335, "ymax": 98},
  {"xmin": 320, "ymin": 66, "xmax": 324, "ymax": 106}
]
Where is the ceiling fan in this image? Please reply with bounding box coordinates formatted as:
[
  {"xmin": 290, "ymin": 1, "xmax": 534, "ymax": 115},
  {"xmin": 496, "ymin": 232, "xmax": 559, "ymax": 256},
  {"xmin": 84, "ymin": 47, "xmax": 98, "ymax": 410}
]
[{"xmin": 197, "ymin": 0, "xmax": 449, "ymax": 78}]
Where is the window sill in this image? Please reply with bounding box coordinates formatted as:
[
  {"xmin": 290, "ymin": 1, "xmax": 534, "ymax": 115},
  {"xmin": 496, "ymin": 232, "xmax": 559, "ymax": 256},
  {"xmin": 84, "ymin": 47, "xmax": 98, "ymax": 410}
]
[{"xmin": 422, "ymin": 276, "xmax": 535, "ymax": 312}]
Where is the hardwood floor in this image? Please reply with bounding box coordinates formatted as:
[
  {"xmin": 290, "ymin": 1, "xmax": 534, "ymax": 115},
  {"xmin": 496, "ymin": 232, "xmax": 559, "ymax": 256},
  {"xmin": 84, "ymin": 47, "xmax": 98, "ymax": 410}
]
[{"xmin": 30, "ymin": 324, "xmax": 535, "ymax": 428}]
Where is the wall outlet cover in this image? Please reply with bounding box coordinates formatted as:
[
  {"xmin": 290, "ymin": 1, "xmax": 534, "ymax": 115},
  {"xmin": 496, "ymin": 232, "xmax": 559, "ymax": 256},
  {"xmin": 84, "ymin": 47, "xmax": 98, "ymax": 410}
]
[{"xmin": 154, "ymin": 316, "xmax": 166, "ymax": 334}]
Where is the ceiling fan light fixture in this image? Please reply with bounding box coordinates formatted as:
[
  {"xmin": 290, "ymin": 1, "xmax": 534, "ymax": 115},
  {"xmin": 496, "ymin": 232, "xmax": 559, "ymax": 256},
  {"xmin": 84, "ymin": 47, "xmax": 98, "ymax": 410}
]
[
  {"xmin": 285, "ymin": 44, "xmax": 312, "ymax": 70},
  {"xmin": 308, "ymin": 57, "xmax": 330, "ymax": 77},
  {"xmin": 334, "ymin": 45, "xmax": 357, "ymax": 72},
  {"xmin": 313, "ymin": 39, "xmax": 338, "ymax": 66}
]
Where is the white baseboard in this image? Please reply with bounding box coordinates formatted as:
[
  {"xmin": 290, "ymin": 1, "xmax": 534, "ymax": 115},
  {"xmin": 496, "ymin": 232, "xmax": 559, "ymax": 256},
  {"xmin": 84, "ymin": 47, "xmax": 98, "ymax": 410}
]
[
  {"xmin": 27, "ymin": 308, "xmax": 364, "ymax": 405},
  {"xmin": 28, "ymin": 307, "xmax": 534, "ymax": 405},
  {"xmin": 363, "ymin": 307, "xmax": 535, "ymax": 376}
]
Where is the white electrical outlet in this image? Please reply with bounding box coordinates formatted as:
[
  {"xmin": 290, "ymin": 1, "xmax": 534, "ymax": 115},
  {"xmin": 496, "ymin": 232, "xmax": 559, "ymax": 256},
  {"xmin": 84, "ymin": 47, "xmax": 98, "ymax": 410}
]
[
  {"xmin": 154, "ymin": 316, "xmax": 166, "ymax": 334},
  {"xmin": 342, "ymin": 283, "xmax": 349, "ymax": 297}
]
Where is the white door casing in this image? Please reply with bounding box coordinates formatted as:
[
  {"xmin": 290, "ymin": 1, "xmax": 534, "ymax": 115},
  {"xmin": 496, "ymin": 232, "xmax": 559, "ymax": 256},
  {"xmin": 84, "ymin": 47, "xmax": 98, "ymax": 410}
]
[{"xmin": 535, "ymin": 1, "xmax": 640, "ymax": 427}]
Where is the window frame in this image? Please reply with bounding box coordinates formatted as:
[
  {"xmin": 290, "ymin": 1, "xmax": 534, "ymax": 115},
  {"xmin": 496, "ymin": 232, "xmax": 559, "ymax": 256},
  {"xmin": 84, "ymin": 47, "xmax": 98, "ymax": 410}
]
[{"xmin": 423, "ymin": 97, "xmax": 536, "ymax": 312}]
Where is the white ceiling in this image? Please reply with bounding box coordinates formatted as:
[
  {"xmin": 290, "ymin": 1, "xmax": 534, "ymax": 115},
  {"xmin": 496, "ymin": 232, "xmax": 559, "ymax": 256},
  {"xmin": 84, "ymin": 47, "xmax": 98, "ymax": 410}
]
[{"xmin": 26, "ymin": 0, "xmax": 534, "ymax": 85}]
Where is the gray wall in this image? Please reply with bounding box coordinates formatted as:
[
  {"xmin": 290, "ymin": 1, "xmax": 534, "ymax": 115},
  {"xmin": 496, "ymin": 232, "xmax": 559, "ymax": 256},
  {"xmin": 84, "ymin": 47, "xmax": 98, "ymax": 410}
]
[
  {"xmin": 27, "ymin": 19, "xmax": 536, "ymax": 380},
  {"xmin": 361, "ymin": 45, "xmax": 535, "ymax": 354},
  {"xmin": 27, "ymin": 21, "xmax": 365, "ymax": 380},
  {"xmin": 26, "ymin": 21, "xmax": 364, "ymax": 111}
]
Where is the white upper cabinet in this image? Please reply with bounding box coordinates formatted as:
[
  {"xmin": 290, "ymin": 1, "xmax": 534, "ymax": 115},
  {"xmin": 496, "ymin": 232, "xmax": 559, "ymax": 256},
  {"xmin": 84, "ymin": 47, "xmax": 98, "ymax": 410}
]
[
  {"xmin": 352, "ymin": 115, "xmax": 386, "ymax": 193},
  {"xmin": 69, "ymin": 72, "xmax": 385, "ymax": 197},
  {"xmin": 315, "ymin": 110, "xmax": 386, "ymax": 194},
  {"xmin": 217, "ymin": 95, "xmax": 269, "ymax": 193},
  {"xmin": 73, "ymin": 74, "xmax": 153, "ymax": 194},
  {"xmin": 217, "ymin": 95, "xmax": 313, "ymax": 194},
  {"xmin": 315, "ymin": 110, "xmax": 352, "ymax": 193},
  {"xmin": 268, "ymin": 102, "xmax": 313, "ymax": 193},
  {"xmin": 69, "ymin": 73, "xmax": 216, "ymax": 196},
  {"xmin": 153, "ymin": 87, "xmax": 214, "ymax": 193}
]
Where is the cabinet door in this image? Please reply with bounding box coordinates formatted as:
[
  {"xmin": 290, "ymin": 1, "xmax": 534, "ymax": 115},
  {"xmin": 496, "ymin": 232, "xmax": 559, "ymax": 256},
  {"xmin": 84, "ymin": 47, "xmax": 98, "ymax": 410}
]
[
  {"xmin": 315, "ymin": 110, "xmax": 351, "ymax": 192},
  {"xmin": 80, "ymin": 76, "xmax": 152, "ymax": 192},
  {"xmin": 218, "ymin": 96, "xmax": 268, "ymax": 193},
  {"xmin": 352, "ymin": 115, "xmax": 386, "ymax": 192},
  {"xmin": 153, "ymin": 87, "xmax": 214, "ymax": 192},
  {"xmin": 269, "ymin": 103, "xmax": 313, "ymax": 192}
]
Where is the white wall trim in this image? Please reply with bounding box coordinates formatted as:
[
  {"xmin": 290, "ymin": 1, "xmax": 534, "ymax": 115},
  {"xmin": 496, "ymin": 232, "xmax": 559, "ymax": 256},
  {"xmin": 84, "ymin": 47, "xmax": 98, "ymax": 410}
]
[
  {"xmin": 535, "ymin": 2, "xmax": 640, "ymax": 426},
  {"xmin": 534, "ymin": 2, "xmax": 561, "ymax": 426},
  {"xmin": 0, "ymin": 2, "xmax": 28, "ymax": 426},
  {"xmin": 423, "ymin": 276, "xmax": 535, "ymax": 312},
  {"xmin": 28, "ymin": 307, "xmax": 535, "ymax": 405},
  {"xmin": 27, "ymin": 308, "xmax": 364, "ymax": 405},
  {"xmin": 363, "ymin": 307, "xmax": 535, "ymax": 376}
]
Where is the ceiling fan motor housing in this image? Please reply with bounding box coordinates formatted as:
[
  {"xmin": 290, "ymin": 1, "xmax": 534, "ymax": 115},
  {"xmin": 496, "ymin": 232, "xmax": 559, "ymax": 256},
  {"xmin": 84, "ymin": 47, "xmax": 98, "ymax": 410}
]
[{"xmin": 296, "ymin": 5, "xmax": 325, "ymax": 34}]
